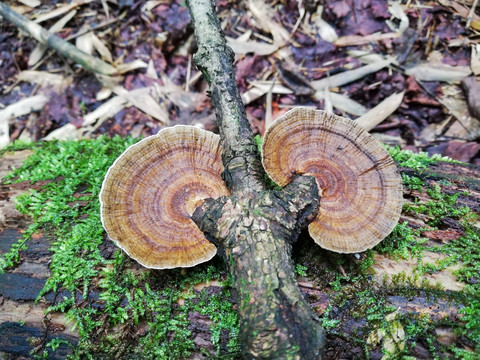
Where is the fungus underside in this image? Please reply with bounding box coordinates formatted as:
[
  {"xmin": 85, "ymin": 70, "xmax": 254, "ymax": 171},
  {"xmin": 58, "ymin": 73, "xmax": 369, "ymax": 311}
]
[{"xmin": 0, "ymin": 139, "xmax": 479, "ymax": 358}]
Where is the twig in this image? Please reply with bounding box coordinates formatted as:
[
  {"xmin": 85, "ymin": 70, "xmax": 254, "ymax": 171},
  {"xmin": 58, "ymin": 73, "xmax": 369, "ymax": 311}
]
[
  {"xmin": 185, "ymin": 55, "xmax": 192, "ymax": 92},
  {"xmin": 467, "ymin": 0, "xmax": 479, "ymax": 28},
  {"xmin": 0, "ymin": 2, "xmax": 117, "ymax": 75}
]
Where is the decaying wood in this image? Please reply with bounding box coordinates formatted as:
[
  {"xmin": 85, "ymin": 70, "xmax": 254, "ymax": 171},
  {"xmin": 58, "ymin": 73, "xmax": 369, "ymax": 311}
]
[
  {"xmin": 0, "ymin": 158, "xmax": 479, "ymax": 358},
  {"xmin": 186, "ymin": 0, "xmax": 480, "ymax": 358},
  {"xmin": 401, "ymin": 161, "xmax": 480, "ymax": 212}
]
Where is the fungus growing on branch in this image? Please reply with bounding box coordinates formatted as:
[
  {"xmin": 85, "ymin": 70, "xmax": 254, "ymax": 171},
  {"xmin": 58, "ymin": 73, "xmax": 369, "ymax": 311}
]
[
  {"xmin": 99, "ymin": 126, "xmax": 229, "ymax": 269},
  {"xmin": 262, "ymin": 107, "xmax": 403, "ymax": 253}
]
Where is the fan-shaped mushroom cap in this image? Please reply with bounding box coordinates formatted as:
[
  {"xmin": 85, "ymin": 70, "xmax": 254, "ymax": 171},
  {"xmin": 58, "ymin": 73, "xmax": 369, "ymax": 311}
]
[
  {"xmin": 262, "ymin": 108, "xmax": 403, "ymax": 253},
  {"xmin": 100, "ymin": 126, "xmax": 229, "ymax": 269}
]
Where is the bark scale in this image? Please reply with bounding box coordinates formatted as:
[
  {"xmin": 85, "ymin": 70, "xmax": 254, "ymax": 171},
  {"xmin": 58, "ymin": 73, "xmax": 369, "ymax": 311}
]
[
  {"xmin": 193, "ymin": 177, "xmax": 325, "ymax": 359},
  {"xmin": 186, "ymin": 0, "xmax": 326, "ymax": 358}
]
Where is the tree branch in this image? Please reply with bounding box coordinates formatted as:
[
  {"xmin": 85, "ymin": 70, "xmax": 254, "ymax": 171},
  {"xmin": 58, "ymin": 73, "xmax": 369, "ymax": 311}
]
[
  {"xmin": 186, "ymin": 0, "xmax": 265, "ymax": 196},
  {"xmin": 186, "ymin": 0, "xmax": 326, "ymax": 358}
]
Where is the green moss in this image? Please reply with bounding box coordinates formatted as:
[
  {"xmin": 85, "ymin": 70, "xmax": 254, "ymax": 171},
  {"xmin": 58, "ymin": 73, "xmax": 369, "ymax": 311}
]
[
  {"xmin": 294, "ymin": 263, "xmax": 308, "ymax": 277},
  {"xmin": 375, "ymin": 222, "xmax": 427, "ymax": 260},
  {"xmin": 387, "ymin": 146, "xmax": 461, "ymax": 171},
  {"xmin": 403, "ymin": 186, "xmax": 470, "ymax": 227},
  {"xmin": 2, "ymin": 138, "xmax": 479, "ymax": 359},
  {"xmin": 0, "ymin": 137, "xmax": 240, "ymax": 359},
  {"xmin": 435, "ymin": 224, "xmax": 480, "ymax": 348},
  {"xmin": 317, "ymin": 269, "xmax": 468, "ymax": 358},
  {"xmin": 253, "ymin": 134, "xmax": 263, "ymax": 153},
  {"xmin": 401, "ymin": 174, "xmax": 424, "ymax": 190},
  {"xmin": 294, "ymin": 148, "xmax": 479, "ymax": 358}
]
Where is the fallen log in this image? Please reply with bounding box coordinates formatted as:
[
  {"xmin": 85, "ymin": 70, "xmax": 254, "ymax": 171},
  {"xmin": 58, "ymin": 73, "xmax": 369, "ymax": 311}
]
[{"xmin": 0, "ymin": 147, "xmax": 479, "ymax": 358}]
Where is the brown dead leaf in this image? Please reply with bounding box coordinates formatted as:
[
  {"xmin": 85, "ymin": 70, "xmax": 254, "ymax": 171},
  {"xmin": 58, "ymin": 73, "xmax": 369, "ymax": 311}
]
[
  {"xmin": 76, "ymin": 30, "xmax": 94, "ymax": 55},
  {"xmin": 330, "ymin": 1, "xmax": 350, "ymax": 18},
  {"xmin": 310, "ymin": 7, "xmax": 338, "ymax": 43},
  {"xmin": 247, "ymin": 0, "xmax": 290, "ymax": 46},
  {"xmin": 83, "ymin": 96, "xmax": 128, "ymax": 127},
  {"xmin": 241, "ymin": 81, "xmax": 293, "ymax": 105},
  {"xmin": 18, "ymin": 0, "xmax": 41, "ymax": 7},
  {"xmin": 441, "ymin": 83, "xmax": 480, "ymax": 140},
  {"xmin": 0, "ymin": 95, "xmax": 49, "ymax": 148},
  {"xmin": 437, "ymin": 0, "xmax": 480, "ymax": 30},
  {"xmin": 142, "ymin": 1, "xmax": 164, "ymax": 13},
  {"xmin": 405, "ymin": 63, "xmax": 471, "ymax": 83},
  {"xmin": 314, "ymin": 91, "xmax": 367, "ymax": 116},
  {"xmin": 275, "ymin": 61, "xmax": 314, "ymax": 96},
  {"xmin": 404, "ymin": 76, "xmax": 441, "ymax": 106},
  {"xmin": 311, "ymin": 59, "xmax": 393, "ymax": 90},
  {"xmin": 43, "ymin": 123, "xmax": 79, "ymax": 141},
  {"xmin": 386, "ymin": 1, "xmax": 409, "ymax": 33},
  {"xmin": 355, "ymin": 91, "xmax": 405, "ymax": 131},
  {"xmin": 226, "ymin": 36, "xmax": 278, "ymax": 56},
  {"xmin": 90, "ymin": 33, "xmax": 113, "ymax": 63},
  {"xmin": 472, "ymin": 44, "xmax": 480, "ymax": 75},
  {"xmin": 114, "ymin": 60, "xmax": 148, "ymax": 74},
  {"xmin": 33, "ymin": 0, "xmax": 92, "ymax": 24},
  {"xmin": 114, "ymin": 86, "xmax": 169, "ymax": 125},
  {"xmin": 348, "ymin": 50, "xmax": 395, "ymax": 65},
  {"xmin": 442, "ymin": 141, "xmax": 480, "ymax": 163},
  {"xmin": 145, "ymin": 59, "xmax": 158, "ymax": 80},
  {"xmin": 17, "ymin": 70, "xmax": 72, "ymax": 91}
]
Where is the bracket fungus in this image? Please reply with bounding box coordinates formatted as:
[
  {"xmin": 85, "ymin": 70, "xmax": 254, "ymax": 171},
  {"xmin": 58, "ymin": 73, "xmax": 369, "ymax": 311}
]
[
  {"xmin": 262, "ymin": 107, "xmax": 403, "ymax": 253},
  {"xmin": 100, "ymin": 108, "xmax": 402, "ymax": 269},
  {"xmin": 99, "ymin": 126, "xmax": 229, "ymax": 269}
]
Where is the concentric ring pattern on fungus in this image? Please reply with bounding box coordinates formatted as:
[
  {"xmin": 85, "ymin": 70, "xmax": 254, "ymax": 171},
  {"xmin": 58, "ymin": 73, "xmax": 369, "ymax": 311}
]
[
  {"xmin": 100, "ymin": 126, "xmax": 229, "ymax": 269},
  {"xmin": 262, "ymin": 108, "xmax": 403, "ymax": 253}
]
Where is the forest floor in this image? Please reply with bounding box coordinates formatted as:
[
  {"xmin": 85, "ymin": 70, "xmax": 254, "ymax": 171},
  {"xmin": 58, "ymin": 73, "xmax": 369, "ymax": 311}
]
[
  {"xmin": 0, "ymin": 0, "xmax": 480, "ymax": 359},
  {"xmin": 0, "ymin": 0, "xmax": 479, "ymax": 162}
]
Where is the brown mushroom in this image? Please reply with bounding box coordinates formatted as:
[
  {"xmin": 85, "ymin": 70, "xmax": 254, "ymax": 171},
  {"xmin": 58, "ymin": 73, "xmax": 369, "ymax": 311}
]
[
  {"xmin": 261, "ymin": 107, "xmax": 403, "ymax": 253},
  {"xmin": 99, "ymin": 126, "xmax": 229, "ymax": 269}
]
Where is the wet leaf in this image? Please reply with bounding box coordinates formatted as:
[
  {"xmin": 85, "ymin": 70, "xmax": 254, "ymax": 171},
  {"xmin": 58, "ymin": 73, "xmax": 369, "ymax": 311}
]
[
  {"xmin": 462, "ymin": 76, "xmax": 480, "ymax": 120},
  {"xmin": 329, "ymin": 1, "xmax": 350, "ymax": 18}
]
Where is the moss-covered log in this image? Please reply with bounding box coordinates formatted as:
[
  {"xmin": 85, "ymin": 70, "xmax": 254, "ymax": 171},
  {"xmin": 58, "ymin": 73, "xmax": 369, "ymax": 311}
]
[{"xmin": 1, "ymin": 145, "xmax": 480, "ymax": 358}]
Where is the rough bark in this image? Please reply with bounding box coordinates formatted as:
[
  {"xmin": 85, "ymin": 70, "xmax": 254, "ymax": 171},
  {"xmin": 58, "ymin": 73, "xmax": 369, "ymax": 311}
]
[
  {"xmin": 194, "ymin": 176, "xmax": 324, "ymax": 359},
  {"xmin": 186, "ymin": 0, "xmax": 265, "ymax": 196},
  {"xmin": 401, "ymin": 162, "xmax": 480, "ymax": 196},
  {"xmin": 186, "ymin": 0, "xmax": 326, "ymax": 358}
]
